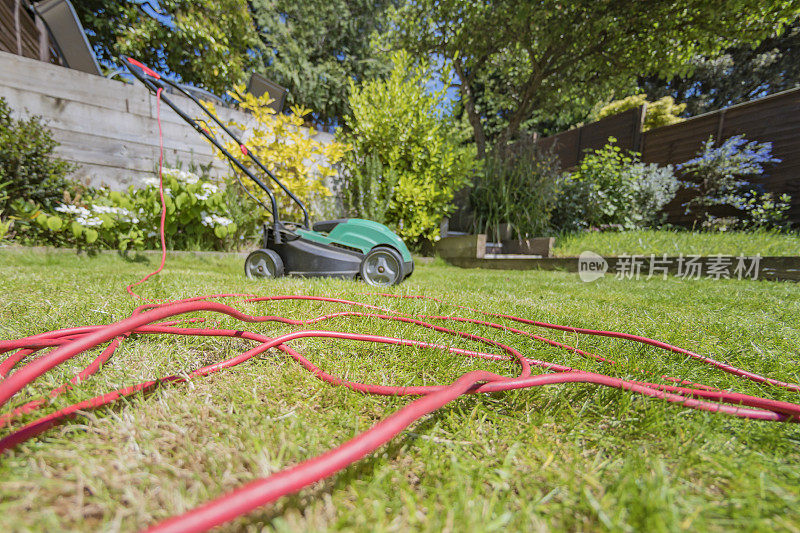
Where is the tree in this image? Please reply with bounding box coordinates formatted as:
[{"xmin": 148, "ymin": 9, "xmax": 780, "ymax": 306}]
[
  {"xmin": 249, "ymin": 0, "xmax": 399, "ymax": 127},
  {"xmin": 394, "ymin": 1, "xmax": 800, "ymax": 157},
  {"xmin": 74, "ymin": 0, "xmax": 261, "ymax": 94},
  {"xmin": 639, "ymin": 18, "xmax": 800, "ymax": 116}
]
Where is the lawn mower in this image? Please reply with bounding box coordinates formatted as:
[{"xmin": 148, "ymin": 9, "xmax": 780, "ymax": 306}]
[{"xmin": 121, "ymin": 57, "xmax": 413, "ymax": 286}]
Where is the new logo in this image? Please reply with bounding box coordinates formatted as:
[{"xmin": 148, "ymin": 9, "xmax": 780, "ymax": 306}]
[{"xmin": 578, "ymin": 251, "xmax": 608, "ymax": 282}]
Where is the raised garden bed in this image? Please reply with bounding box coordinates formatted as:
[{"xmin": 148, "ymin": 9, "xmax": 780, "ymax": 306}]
[{"xmin": 435, "ymin": 234, "xmax": 800, "ymax": 281}]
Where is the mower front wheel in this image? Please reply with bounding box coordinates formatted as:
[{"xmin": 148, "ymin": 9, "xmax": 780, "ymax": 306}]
[
  {"xmin": 244, "ymin": 249, "xmax": 284, "ymax": 280},
  {"xmin": 360, "ymin": 246, "xmax": 404, "ymax": 286}
]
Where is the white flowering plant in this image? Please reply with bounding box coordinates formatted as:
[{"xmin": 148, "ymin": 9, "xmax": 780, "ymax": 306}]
[
  {"xmin": 17, "ymin": 166, "xmax": 245, "ymax": 251},
  {"xmin": 126, "ymin": 167, "xmax": 239, "ymax": 249}
]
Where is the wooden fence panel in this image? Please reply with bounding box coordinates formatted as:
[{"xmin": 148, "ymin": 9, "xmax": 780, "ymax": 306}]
[
  {"xmin": 719, "ymin": 90, "xmax": 800, "ymax": 221},
  {"xmin": 639, "ymin": 114, "xmax": 718, "ymax": 225},
  {"xmin": 0, "ymin": 50, "xmax": 333, "ymax": 190},
  {"xmin": 539, "ymin": 128, "xmax": 580, "ymax": 169},
  {"xmin": 641, "ymin": 88, "xmax": 800, "ymax": 224},
  {"xmin": 0, "ymin": 1, "xmax": 15, "ymax": 54},
  {"xmin": 578, "ymin": 106, "xmax": 644, "ymax": 155},
  {"xmin": 534, "ymin": 105, "xmax": 645, "ymax": 170},
  {"xmin": 0, "ymin": 0, "xmax": 50, "ymax": 61},
  {"xmin": 639, "ymin": 114, "xmax": 718, "ymax": 165}
]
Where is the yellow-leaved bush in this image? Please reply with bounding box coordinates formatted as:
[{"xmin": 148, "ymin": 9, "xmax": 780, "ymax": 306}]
[
  {"xmin": 204, "ymin": 87, "xmax": 349, "ymax": 223},
  {"xmin": 595, "ymin": 94, "xmax": 686, "ymax": 131}
]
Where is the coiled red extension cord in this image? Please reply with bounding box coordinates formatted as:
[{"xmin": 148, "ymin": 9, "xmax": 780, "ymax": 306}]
[{"xmin": 1, "ymin": 88, "xmax": 799, "ymax": 533}]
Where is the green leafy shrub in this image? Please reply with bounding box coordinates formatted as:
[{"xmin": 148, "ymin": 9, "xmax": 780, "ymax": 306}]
[
  {"xmin": 0, "ymin": 97, "xmax": 76, "ymax": 213},
  {"xmin": 0, "ymin": 180, "xmax": 11, "ymax": 242},
  {"xmin": 10, "ymin": 166, "xmax": 256, "ymax": 251},
  {"xmin": 128, "ymin": 167, "xmax": 239, "ymax": 248},
  {"xmin": 341, "ymin": 50, "xmax": 477, "ymax": 247},
  {"xmin": 737, "ymin": 192, "xmax": 792, "ymax": 230},
  {"xmin": 551, "ymin": 138, "xmax": 679, "ymax": 231},
  {"xmin": 595, "ymin": 94, "xmax": 686, "ymax": 131},
  {"xmin": 678, "ymin": 135, "xmax": 790, "ymax": 230},
  {"xmin": 205, "ymin": 89, "xmax": 348, "ymax": 224},
  {"xmin": 627, "ymin": 163, "xmax": 682, "ymax": 227},
  {"xmin": 220, "ymin": 174, "xmax": 263, "ymax": 246},
  {"xmin": 7, "ymin": 196, "xmax": 87, "ymax": 247},
  {"xmin": 470, "ymin": 138, "xmax": 561, "ymax": 241},
  {"xmin": 340, "ymin": 153, "xmax": 399, "ymax": 225}
]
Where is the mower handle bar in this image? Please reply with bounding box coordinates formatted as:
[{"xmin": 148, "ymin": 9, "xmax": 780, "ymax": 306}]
[{"xmin": 120, "ymin": 56, "xmax": 311, "ymax": 230}]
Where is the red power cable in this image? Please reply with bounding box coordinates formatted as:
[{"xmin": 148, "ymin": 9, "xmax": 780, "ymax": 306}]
[
  {"xmin": 126, "ymin": 86, "xmax": 166, "ymax": 300},
  {"xmin": 2, "ymin": 299, "xmax": 800, "ymax": 532},
  {"xmin": 1, "ymin": 88, "xmax": 799, "ymax": 533}
]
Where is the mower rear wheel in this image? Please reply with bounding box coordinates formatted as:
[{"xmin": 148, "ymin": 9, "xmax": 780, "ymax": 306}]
[
  {"xmin": 360, "ymin": 246, "xmax": 404, "ymax": 286},
  {"xmin": 244, "ymin": 249, "xmax": 284, "ymax": 280}
]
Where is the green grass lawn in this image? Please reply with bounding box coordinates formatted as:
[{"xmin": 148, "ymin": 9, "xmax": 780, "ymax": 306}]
[
  {"xmin": 553, "ymin": 229, "xmax": 800, "ymax": 257},
  {"xmin": 1, "ymin": 248, "xmax": 799, "ymax": 532}
]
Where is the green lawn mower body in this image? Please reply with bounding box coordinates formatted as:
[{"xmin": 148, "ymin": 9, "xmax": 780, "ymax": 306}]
[
  {"xmin": 121, "ymin": 56, "xmax": 413, "ymax": 286},
  {"xmin": 247, "ymin": 218, "xmax": 414, "ymax": 285}
]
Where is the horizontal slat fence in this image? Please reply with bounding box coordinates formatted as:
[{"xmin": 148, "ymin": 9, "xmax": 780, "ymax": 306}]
[
  {"xmin": 536, "ymin": 106, "xmax": 645, "ymax": 169},
  {"xmin": 0, "ymin": 50, "xmax": 333, "ymax": 190},
  {"xmin": 0, "ymin": 0, "xmax": 53, "ymax": 62},
  {"xmin": 640, "ymin": 88, "xmax": 800, "ymax": 224},
  {"xmin": 534, "ymin": 88, "xmax": 800, "ymax": 225}
]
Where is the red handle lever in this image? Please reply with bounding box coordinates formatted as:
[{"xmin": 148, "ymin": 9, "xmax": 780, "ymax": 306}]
[{"xmin": 125, "ymin": 57, "xmax": 161, "ymax": 80}]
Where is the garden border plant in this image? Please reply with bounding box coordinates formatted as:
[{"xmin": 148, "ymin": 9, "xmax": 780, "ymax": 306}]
[
  {"xmin": 470, "ymin": 136, "xmax": 562, "ymax": 242},
  {"xmin": 550, "ymin": 137, "xmax": 679, "ymax": 233},
  {"xmin": 678, "ymin": 134, "xmax": 791, "ymax": 231},
  {"xmin": 0, "ymin": 97, "xmax": 77, "ymax": 215},
  {"xmin": 340, "ymin": 50, "xmax": 477, "ymax": 249},
  {"xmin": 9, "ymin": 163, "xmax": 259, "ymax": 252}
]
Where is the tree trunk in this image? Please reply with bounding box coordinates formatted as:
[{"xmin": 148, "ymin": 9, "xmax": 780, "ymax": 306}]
[{"xmin": 453, "ymin": 59, "xmax": 487, "ymax": 158}]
